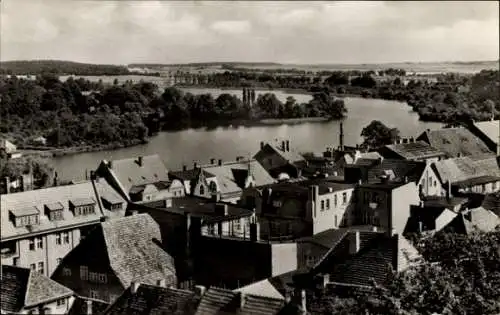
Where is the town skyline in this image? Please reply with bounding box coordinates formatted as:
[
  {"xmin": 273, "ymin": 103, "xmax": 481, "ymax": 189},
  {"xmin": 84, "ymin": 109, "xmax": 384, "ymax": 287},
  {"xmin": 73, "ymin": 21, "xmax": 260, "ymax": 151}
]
[{"xmin": 1, "ymin": 1, "xmax": 499, "ymax": 65}]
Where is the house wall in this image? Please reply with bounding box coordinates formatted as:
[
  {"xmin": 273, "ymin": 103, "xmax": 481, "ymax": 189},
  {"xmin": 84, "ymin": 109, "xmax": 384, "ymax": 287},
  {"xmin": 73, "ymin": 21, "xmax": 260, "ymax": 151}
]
[
  {"xmin": 202, "ymin": 217, "xmax": 253, "ymax": 239},
  {"xmin": 1, "ymin": 227, "xmax": 89, "ymax": 277},
  {"xmin": 51, "ymin": 232, "xmax": 125, "ymax": 304},
  {"xmin": 418, "ymin": 164, "xmax": 444, "ymax": 197},
  {"xmin": 296, "ymin": 242, "xmax": 329, "ymax": 270},
  {"xmin": 169, "ymin": 179, "xmax": 185, "ymax": 197},
  {"xmin": 391, "ymin": 183, "xmax": 420, "ymax": 236},
  {"xmin": 22, "ymin": 296, "xmax": 76, "ymax": 314},
  {"xmin": 356, "ymin": 187, "xmax": 391, "ymax": 229},
  {"xmin": 313, "ymin": 189, "xmax": 354, "ymax": 235},
  {"xmin": 457, "ymin": 181, "xmax": 500, "ymax": 194},
  {"xmin": 270, "ymin": 242, "xmax": 297, "ymax": 277}
]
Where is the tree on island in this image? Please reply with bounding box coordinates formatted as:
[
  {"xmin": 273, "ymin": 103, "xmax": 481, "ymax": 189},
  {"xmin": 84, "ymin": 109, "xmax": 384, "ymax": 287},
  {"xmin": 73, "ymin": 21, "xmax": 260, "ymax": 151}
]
[{"xmin": 360, "ymin": 120, "xmax": 400, "ymax": 150}]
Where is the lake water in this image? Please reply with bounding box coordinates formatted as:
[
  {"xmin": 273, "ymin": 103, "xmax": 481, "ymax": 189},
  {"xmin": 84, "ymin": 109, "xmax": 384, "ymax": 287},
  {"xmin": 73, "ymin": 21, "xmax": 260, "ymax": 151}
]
[{"xmin": 52, "ymin": 88, "xmax": 442, "ymax": 182}]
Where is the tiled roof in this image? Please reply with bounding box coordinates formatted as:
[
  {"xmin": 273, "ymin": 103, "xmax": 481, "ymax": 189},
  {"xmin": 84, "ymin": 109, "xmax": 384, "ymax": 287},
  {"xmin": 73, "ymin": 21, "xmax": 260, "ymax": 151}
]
[
  {"xmin": 432, "ymin": 155, "xmax": 500, "ymax": 185},
  {"xmin": 481, "ymin": 193, "xmax": 500, "ymax": 216},
  {"xmin": 417, "ymin": 127, "xmax": 492, "ymax": 157},
  {"xmin": 68, "ymin": 297, "xmax": 109, "ymax": 315},
  {"xmin": 101, "ymin": 154, "xmax": 170, "ymax": 194},
  {"xmin": 382, "ymin": 141, "xmax": 446, "ymax": 159},
  {"xmin": 1, "ymin": 265, "xmax": 73, "ymax": 312},
  {"xmin": 239, "ymin": 294, "xmax": 285, "ymax": 315},
  {"xmin": 169, "ymin": 168, "xmax": 216, "ymax": 181},
  {"xmin": 473, "ymin": 120, "xmax": 499, "ymax": 145},
  {"xmin": 103, "ymin": 284, "xmax": 197, "ymax": 315},
  {"xmin": 267, "ymin": 143, "xmax": 306, "ymax": 164},
  {"xmin": 100, "ymin": 213, "xmax": 177, "ymax": 288},
  {"xmin": 234, "ymin": 280, "xmax": 285, "ymax": 300},
  {"xmin": 194, "ymin": 287, "xmax": 239, "ymax": 315},
  {"xmin": 203, "ymin": 160, "xmax": 276, "ymax": 196},
  {"xmin": 298, "ymin": 228, "xmax": 350, "ymax": 250},
  {"xmin": 0, "ymin": 180, "xmax": 125, "ymax": 240},
  {"xmin": 328, "ymin": 234, "xmax": 422, "ymax": 286},
  {"xmin": 366, "ymin": 159, "xmax": 427, "ymax": 184}
]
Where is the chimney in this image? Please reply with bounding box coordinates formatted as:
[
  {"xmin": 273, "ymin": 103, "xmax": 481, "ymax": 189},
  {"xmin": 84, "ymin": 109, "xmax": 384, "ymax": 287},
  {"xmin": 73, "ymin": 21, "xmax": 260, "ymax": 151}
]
[
  {"xmin": 300, "ymin": 290, "xmax": 307, "ymax": 313},
  {"xmin": 372, "ymin": 226, "xmax": 377, "ymax": 232},
  {"xmin": 260, "ymin": 141, "xmax": 264, "ymax": 150},
  {"xmin": 322, "ymin": 273, "xmax": 330, "ymax": 288},
  {"xmin": 194, "ymin": 285, "xmax": 206, "ymax": 297},
  {"xmin": 240, "ymin": 292, "xmax": 246, "ymax": 309},
  {"xmin": 250, "ymin": 221, "xmax": 260, "ymax": 242},
  {"xmin": 446, "ymin": 181, "xmax": 451, "ymax": 200},
  {"xmin": 183, "ymin": 165, "xmax": 187, "ymax": 171},
  {"xmin": 194, "ymin": 162, "xmax": 198, "ymax": 169},
  {"xmin": 309, "ymin": 185, "xmax": 319, "ymax": 202},
  {"xmin": 53, "ymin": 171, "xmax": 59, "ymax": 187},
  {"xmin": 281, "ymin": 140, "xmax": 286, "ymax": 151},
  {"xmin": 410, "ymin": 137, "xmax": 415, "ymax": 143},
  {"xmin": 339, "ymin": 122, "xmax": 344, "ymax": 151},
  {"xmin": 404, "ymin": 176, "xmax": 408, "ymax": 183},
  {"xmin": 348, "ymin": 231, "xmax": 361, "ymax": 254},
  {"xmin": 156, "ymin": 279, "xmax": 166, "ymax": 287},
  {"xmin": 418, "ymin": 221, "xmax": 423, "ymax": 233},
  {"xmin": 137, "ymin": 156, "xmax": 143, "ymax": 167},
  {"xmin": 130, "ymin": 209, "xmax": 139, "ymax": 216},
  {"xmin": 86, "ymin": 300, "xmax": 92, "ymax": 315},
  {"xmin": 165, "ymin": 198, "xmax": 172, "ymax": 208},
  {"xmin": 131, "ymin": 281, "xmax": 140, "ymax": 294},
  {"xmin": 210, "ymin": 158, "xmax": 215, "ymax": 165},
  {"xmin": 218, "ymin": 159, "xmax": 222, "ymax": 166},
  {"xmin": 108, "ymin": 160, "xmax": 113, "ymax": 169},
  {"xmin": 286, "ymin": 140, "xmax": 290, "ymax": 152},
  {"xmin": 4, "ymin": 177, "xmax": 10, "ymax": 194}
]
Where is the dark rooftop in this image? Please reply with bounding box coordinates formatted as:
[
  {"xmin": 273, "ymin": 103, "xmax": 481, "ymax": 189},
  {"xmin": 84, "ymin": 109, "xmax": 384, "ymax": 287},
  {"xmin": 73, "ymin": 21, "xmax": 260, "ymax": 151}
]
[
  {"xmin": 382, "ymin": 140, "xmax": 446, "ymax": 159},
  {"xmin": 169, "ymin": 168, "xmax": 215, "ymax": 181}
]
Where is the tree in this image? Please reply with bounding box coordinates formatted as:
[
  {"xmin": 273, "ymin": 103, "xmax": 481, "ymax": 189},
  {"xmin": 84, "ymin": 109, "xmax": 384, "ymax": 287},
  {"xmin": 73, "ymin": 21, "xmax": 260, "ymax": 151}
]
[
  {"xmin": 360, "ymin": 120, "xmax": 400, "ymax": 150},
  {"xmin": 255, "ymin": 93, "xmax": 284, "ymax": 118}
]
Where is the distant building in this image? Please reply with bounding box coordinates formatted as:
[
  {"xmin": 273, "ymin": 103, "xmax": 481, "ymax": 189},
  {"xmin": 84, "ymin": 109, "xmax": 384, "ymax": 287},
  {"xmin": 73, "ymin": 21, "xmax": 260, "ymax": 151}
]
[
  {"xmin": 432, "ymin": 154, "xmax": 500, "ymax": 195},
  {"xmin": 1, "ymin": 265, "xmax": 74, "ymax": 314},
  {"xmin": 254, "ymin": 140, "xmax": 308, "ymax": 179},
  {"xmin": 442, "ymin": 206, "xmax": 500, "ymax": 235},
  {"xmin": 189, "ymin": 158, "xmax": 276, "ymax": 204},
  {"xmin": 51, "ymin": 214, "xmax": 177, "ymax": 304},
  {"xmin": 0, "ymin": 139, "xmax": 22, "ymax": 159},
  {"xmin": 169, "ymin": 164, "xmax": 217, "ymax": 196},
  {"xmin": 96, "ymin": 154, "xmax": 185, "ymax": 202},
  {"xmin": 417, "ymin": 127, "xmax": 492, "ymax": 158},
  {"xmin": 0, "ymin": 177, "xmax": 126, "ymax": 277},
  {"xmin": 32, "ymin": 136, "xmax": 47, "ymax": 146}
]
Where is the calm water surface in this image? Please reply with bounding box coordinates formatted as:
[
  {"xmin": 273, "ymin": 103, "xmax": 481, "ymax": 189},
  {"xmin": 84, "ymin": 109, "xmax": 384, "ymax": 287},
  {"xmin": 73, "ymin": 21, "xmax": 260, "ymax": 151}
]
[{"xmin": 53, "ymin": 88, "xmax": 442, "ymax": 182}]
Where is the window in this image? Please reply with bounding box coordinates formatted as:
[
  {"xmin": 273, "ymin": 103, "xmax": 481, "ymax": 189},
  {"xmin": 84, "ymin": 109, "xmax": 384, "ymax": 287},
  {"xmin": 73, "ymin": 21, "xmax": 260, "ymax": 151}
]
[
  {"xmin": 326, "ymin": 199, "xmax": 330, "ymax": 210},
  {"xmin": 63, "ymin": 268, "xmax": 72, "ymax": 276},
  {"xmin": 63, "ymin": 232, "xmax": 70, "ymax": 244},
  {"xmin": 36, "ymin": 237, "xmax": 43, "ymax": 249},
  {"xmin": 38, "ymin": 262, "xmax": 44, "ymax": 274},
  {"xmin": 57, "ymin": 298, "xmax": 66, "ymax": 306},
  {"xmin": 30, "ymin": 263, "xmax": 36, "ymax": 271},
  {"xmin": 199, "ymin": 185, "xmax": 205, "ymax": 195},
  {"xmin": 49, "ymin": 210, "xmax": 63, "ymax": 221},
  {"xmin": 80, "ymin": 265, "xmax": 88, "ymax": 280},
  {"xmin": 89, "ymin": 272, "xmax": 98, "ymax": 282},
  {"xmin": 433, "ymin": 180, "xmax": 437, "ymax": 187},
  {"xmin": 13, "ymin": 257, "xmax": 19, "ymax": 266},
  {"xmin": 334, "ymin": 194, "xmax": 337, "ymax": 207},
  {"xmin": 90, "ymin": 290, "xmax": 99, "ymax": 299},
  {"xmin": 29, "ymin": 238, "xmax": 35, "ymax": 251},
  {"xmin": 233, "ymin": 219, "xmax": 241, "ymax": 231},
  {"xmin": 98, "ymin": 273, "xmax": 108, "ymax": 284},
  {"xmin": 207, "ymin": 225, "xmax": 215, "ymax": 235},
  {"xmin": 320, "ymin": 200, "xmax": 325, "ymax": 211},
  {"xmin": 56, "ymin": 258, "xmax": 62, "ymax": 265},
  {"xmin": 342, "ymin": 192, "xmax": 347, "ymax": 204},
  {"xmin": 334, "ymin": 215, "xmax": 338, "ymax": 227},
  {"xmin": 56, "ymin": 233, "xmax": 61, "ymax": 245}
]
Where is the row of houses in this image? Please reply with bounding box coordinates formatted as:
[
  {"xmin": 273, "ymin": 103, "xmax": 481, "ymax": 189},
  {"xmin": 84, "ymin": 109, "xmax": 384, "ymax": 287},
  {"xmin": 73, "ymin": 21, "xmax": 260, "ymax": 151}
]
[{"xmin": 1, "ymin": 121, "xmax": 499, "ymax": 314}]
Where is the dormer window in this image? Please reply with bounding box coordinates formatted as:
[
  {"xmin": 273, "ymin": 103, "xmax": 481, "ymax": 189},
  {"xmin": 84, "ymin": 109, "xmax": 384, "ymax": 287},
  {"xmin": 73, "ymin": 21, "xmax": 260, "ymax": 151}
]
[
  {"xmin": 69, "ymin": 198, "xmax": 96, "ymax": 216},
  {"xmin": 101, "ymin": 197, "xmax": 122, "ymax": 211},
  {"xmin": 10, "ymin": 207, "xmax": 40, "ymax": 227},
  {"xmin": 44, "ymin": 202, "xmax": 64, "ymax": 221}
]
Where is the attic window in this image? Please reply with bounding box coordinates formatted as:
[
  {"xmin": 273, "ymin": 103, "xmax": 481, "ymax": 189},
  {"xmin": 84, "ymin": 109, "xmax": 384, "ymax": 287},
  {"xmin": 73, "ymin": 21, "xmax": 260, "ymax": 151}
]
[
  {"xmin": 10, "ymin": 207, "xmax": 40, "ymax": 227},
  {"xmin": 69, "ymin": 198, "xmax": 96, "ymax": 216},
  {"xmin": 44, "ymin": 203, "xmax": 64, "ymax": 221}
]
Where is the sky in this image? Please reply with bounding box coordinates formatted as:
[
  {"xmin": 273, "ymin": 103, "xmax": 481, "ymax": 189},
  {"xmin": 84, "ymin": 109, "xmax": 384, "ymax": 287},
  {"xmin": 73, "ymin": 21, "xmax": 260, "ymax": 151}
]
[{"xmin": 1, "ymin": 0, "xmax": 499, "ymax": 65}]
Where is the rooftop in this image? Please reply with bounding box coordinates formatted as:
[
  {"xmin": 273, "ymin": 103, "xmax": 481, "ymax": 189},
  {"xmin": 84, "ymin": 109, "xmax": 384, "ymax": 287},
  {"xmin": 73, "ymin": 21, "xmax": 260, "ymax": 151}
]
[
  {"xmin": 382, "ymin": 140, "xmax": 446, "ymax": 159},
  {"xmin": 472, "ymin": 120, "xmax": 499, "ymax": 145},
  {"xmin": 169, "ymin": 167, "xmax": 216, "ymax": 181},
  {"xmin": 417, "ymin": 127, "xmax": 492, "ymax": 158},
  {"xmin": 432, "ymin": 155, "xmax": 500, "ymax": 185},
  {"xmin": 102, "ymin": 284, "xmax": 197, "ymax": 315},
  {"xmin": 0, "ymin": 180, "xmax": 126, "ymax": 240},
  {"xmin": 98, "ymin": 154, "xmax": 170, "ymax": 194},
  {"xmin": 68, "ymin": 297, "xmax": 109, "ymax": 315},
  {"xmin": 1, "ymin": 265, "xmax": 73, "ymax": 313}
]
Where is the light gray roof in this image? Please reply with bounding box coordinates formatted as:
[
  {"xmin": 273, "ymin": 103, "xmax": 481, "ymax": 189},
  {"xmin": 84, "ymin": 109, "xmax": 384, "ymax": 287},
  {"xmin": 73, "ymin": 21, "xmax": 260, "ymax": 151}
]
[
  {"xmin": 433, "ymin": 155, "xmax": 500, "ymax": 184},
  {"xmin": 473, "ymin": 120, "xmax": 499, "ymax": 145},
  {"xmin": 1, "ymin": 181, "xmax": 127, "ymax": 240}
]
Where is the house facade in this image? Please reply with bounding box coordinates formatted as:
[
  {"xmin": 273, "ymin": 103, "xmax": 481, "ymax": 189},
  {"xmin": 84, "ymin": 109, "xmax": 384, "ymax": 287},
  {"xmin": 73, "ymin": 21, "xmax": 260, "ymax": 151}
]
[
  {"xmin": 0, "ymin": 178, "xmax": 126, "ymax": 277},
  {"xmin": 51, "ymin": 214, "xmax": 177, "ymax": 305},
  {"xmin": 254, "ymin": 140, "xmax": 307, "ymax": 179}
]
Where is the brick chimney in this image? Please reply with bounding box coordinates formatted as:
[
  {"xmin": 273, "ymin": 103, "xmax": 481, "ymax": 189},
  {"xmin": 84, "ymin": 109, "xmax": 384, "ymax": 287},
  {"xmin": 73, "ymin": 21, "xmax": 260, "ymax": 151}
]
[
  {"xmin": 210, "ymin": 158, "xmax": 215, "ymax": 165},
  {"xmin": 108, "ymin": 160, "xmax": 113, "ymax": 169},
  {"xmin": 281, "ymin": 140, "xmax": 286, "ymax": 151},
  {"xmin": 86, "ymin": 300, "xmax": 93, "ymax": 315},
  {"xmin": 240, "ymin": 292, "xmax": 246, "ymax": 309},
  {"xmin": 137, "ymin": 156, "xmax": 143, "ymax": 167},
  {"xmin": 156, "ymin": 279, "xmax": 166, "ymax": 287},
  {"xmin": 53, "ymin": 171, "xmax": 59, "ymax": 187},
  {"xmin": 285, "ymin": 140, "xmax": 290, "ymax": 152},
  {"xmin": 260, "ymin": 141, "xmax": 264, "ymax": 150},
  {"xmin": 194, "ymin": 285, "xmax": 206, "ymax": 297},
  {"xmin": 4, "ymin": 177, "xmax": 10, "ymax": 194},
  {"xmin": 194, "ymin": 162, "xmax": 198, "ymax": 169},
  {"xmin": 300, "ymin": 290, "xmax": 307, "ymax": 313},
  {"xmin": 218, "ymin": 159, "xmax": 222, "ymax": 166},
  {"xmin": 183, "ymin": 165, "xmax": 187, "ymax": 171}
]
